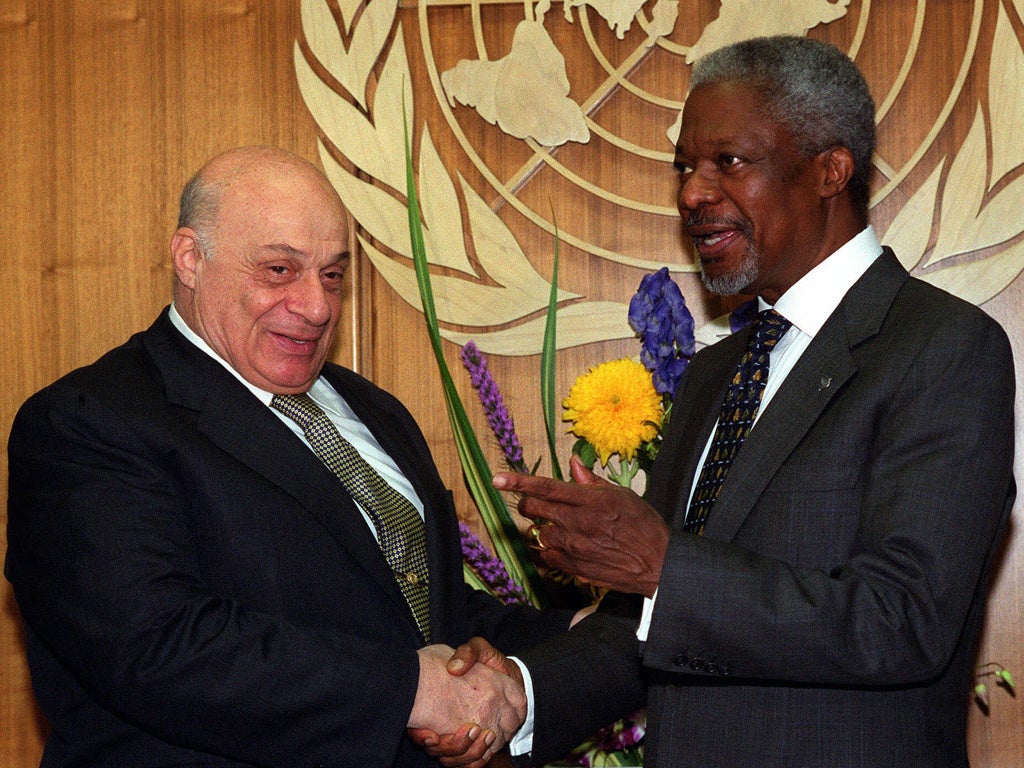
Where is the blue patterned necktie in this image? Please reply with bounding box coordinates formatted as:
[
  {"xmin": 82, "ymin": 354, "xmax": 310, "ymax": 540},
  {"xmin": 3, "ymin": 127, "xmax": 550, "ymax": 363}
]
[
  {"xmin": 271, "ymin": 393, "xmax": 431, "ymax": 642},
  {"xmin": 684, "ymin": 309, "xmax": 792, "ymax": 535}
]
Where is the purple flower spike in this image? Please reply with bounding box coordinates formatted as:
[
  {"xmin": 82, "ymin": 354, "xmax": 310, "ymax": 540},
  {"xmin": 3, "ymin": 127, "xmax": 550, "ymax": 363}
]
[
  {"xmin": 461, "ymin": 341, "xmax": 528, "ymax": 473},
  {"xmin": 459, "ymin": 522, "xmax": 530, "ymax": 606}
]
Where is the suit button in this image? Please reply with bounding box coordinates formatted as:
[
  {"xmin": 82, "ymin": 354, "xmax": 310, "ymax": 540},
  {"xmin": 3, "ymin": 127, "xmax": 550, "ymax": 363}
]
[
  {"xmin": 689, "ymin": 657, "xmax": 706, "ymax": 671},
  {"xmin": 673, "ymin": 653, "xmax": 689, "ymax": 667}
]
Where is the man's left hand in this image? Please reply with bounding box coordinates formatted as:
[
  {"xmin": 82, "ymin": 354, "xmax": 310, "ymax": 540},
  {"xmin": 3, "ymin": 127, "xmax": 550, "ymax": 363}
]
[{"xmin": 494, "ymin": 456, "xmax": 669, "ymax": 597}]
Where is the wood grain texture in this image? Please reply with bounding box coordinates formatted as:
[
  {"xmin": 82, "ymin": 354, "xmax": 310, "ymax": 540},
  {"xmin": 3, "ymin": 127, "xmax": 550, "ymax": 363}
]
[{"xmin": 2, "ymin": 1, "xmax": 1021, "ymax": 766}]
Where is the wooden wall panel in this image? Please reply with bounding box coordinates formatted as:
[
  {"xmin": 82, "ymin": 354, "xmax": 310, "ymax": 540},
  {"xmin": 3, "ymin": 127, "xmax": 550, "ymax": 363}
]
[
  {"xmin": 0, "ymin": 2, "xmax": 342, "ymax": 765},
  {"xmin": 2, "ymin": 1, "xmax": 1022, "ymax": 766}
]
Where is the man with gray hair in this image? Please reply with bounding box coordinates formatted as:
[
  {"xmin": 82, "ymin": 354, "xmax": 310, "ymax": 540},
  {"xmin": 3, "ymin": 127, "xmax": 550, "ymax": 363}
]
[{"xmin": 427, "ymin": 35, "xmax": 1016, "ymax": 767}]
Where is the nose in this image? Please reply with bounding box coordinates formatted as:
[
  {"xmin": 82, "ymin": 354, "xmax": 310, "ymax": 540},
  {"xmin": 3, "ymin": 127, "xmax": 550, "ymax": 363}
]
[
  {"xmin": 678, "ymin": 168, "xmax": 720, "ymax": 214},
  {"xmin": 289, "ymin": 272, "xmax": 333, "ymax": 326}
]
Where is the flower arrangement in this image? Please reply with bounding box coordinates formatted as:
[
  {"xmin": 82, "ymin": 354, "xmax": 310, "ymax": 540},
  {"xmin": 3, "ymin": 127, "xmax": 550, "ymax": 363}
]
[
  {"xmin": 565, "ymin": 267, "xmax": 696, "ymax": 491},
  {"xmin": 448, "ymin": 272, "xmax": 693, "ymax": 766}
]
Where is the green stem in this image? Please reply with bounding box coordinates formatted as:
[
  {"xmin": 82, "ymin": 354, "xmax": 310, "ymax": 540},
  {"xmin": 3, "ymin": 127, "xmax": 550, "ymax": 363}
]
[{"xmin": 403, "ymin": 95, "xmax": 545, "ymax": 606}]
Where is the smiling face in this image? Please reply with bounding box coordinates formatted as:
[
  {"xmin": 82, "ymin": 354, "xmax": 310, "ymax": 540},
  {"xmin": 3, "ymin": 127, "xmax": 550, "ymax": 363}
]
[
  {"xmin": 172, "ymin": 151, "xmax": 350, "ymax": 394},
  {"xmin": 674, "ymin": 81, "xmax": 837, "ymax": 303}
]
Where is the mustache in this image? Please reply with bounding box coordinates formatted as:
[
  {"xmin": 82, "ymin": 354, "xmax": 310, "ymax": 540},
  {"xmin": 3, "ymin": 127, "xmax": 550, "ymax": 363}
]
[{"xmin": 685, "ymin": 213, "xmax": 749, "ymax": 232}]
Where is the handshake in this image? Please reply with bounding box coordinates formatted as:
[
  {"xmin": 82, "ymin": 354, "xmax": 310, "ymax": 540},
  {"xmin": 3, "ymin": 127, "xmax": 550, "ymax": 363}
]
[{"xmin": 407, "ymin": 638, "xmax": 524, "ymax": 768}]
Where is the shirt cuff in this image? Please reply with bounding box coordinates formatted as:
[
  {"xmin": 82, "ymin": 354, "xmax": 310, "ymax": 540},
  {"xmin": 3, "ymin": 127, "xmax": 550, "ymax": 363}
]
[
  {"xmin": 508, "ymin": 656, "xmax": 534, "ymax": 756},
  {"xmin": 636, "ymin": 588, "xmax": 658, "ymax": 642}
]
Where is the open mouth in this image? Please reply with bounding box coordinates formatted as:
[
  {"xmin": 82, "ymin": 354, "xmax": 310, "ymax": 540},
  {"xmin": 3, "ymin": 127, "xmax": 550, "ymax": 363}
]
[
  {"xmin": 691, "ymin": 228, "xmax": 742, "ymax": 258},
  {"xmin": 273, "ymin": 332, "xmax": 321, "ymax": 351},
  {"xmin": 688, "ymin": 214, "xmax": 750, "ymax": 260}
]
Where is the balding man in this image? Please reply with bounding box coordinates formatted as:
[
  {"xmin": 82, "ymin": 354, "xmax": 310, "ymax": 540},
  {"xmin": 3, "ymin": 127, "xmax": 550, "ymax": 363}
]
[{"xmin": 6, "ymin": 147, "xmax": 571, "ymax": 768}]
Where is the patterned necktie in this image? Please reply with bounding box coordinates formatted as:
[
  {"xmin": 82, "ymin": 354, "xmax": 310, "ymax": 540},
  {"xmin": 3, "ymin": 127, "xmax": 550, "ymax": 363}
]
[
  {"xmin": 271, "ymin": 393, "xmax": 431, "ymax": 642},
  {"xmin": 684, "ymin": 309, "xmax": 792, "ymax": 535}
]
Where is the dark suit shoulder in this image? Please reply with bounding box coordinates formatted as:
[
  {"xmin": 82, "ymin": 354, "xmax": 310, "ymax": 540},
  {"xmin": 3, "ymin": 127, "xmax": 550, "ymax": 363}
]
[
  {"xmin": 898, "ymin": 273, "xmax": 1007, "ymax": 326},
  {"xmin": 879, "ymin": 273, "xmax": 1013, "ymax": 362},
  {"xmin": 16, "ymin": 330, "xmax": 165, "ymax": 426}
]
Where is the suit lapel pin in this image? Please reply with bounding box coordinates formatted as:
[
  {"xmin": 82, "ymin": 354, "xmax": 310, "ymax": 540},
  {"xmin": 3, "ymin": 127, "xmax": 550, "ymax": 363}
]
[{"xmin": 818, "ymin": 375, "xmax": 833, "ymax": 392}]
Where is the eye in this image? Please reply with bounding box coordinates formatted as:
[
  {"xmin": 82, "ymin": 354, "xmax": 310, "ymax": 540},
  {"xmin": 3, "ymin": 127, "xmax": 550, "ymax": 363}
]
[
  {"xmin": 674, "ymin": 159, "xmax": 694, "ymax": 176},
  {"xmin": 719, "ymin": 154, "xmax": 742, "ymax": 169},
  {"xmin": 262, "ymin": 263, "xmax": 297, "ymax": 284},
  {"xmin": 321, "ymin": 265, "xmax": 348, "ymax": 291},
  {"xmin": 321, "ymin": 269, "xmax": 345, "ymax": 289}
]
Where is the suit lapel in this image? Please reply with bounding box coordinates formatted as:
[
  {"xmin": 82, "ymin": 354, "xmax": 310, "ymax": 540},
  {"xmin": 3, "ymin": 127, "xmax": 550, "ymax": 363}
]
[
  {"xmin": 324, "ymin": 368, "xmax": 444, "ymax": 514},
  {"xmin": 702, "ymin": 326, "xmax": 857, "ymax": 541},
  {"xmin": 142, "ymin": 312, "xmax": 422, "ymax": 634},
  {"xmin": 325, "ymin": 368, "xmax": 458, "ymax": 640},
  {"xmin": 687, "ymin": 250, "xmax": 909, "ymax": 542}
]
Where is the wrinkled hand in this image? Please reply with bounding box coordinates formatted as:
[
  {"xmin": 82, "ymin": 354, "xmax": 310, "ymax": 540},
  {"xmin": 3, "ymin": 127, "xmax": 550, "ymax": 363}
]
[
  {"xmin": 409, "ymin": 639, "xmax": 523, "ymax": 767},
  {"xmin": 494, "ymin": 456, "xmax": 669, "ymax": 597},
  {"xmin": 408, "ymin": 644, "xmax": 526, "ymax": 766}
]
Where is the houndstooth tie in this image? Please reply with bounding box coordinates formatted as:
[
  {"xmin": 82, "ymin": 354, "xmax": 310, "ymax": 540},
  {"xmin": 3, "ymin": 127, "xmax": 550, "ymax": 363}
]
[
  {"xmin": 684, "ymin": 309, "xmax": 792, "ymax": 535},
  {"xmin": 271, "ymin": 393, "xmax": 431, "ymax": 642}
]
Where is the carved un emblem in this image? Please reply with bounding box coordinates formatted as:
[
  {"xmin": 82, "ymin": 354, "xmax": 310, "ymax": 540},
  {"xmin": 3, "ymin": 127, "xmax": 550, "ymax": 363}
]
[{"xmin": 296, "ymin": 0, "xmax": 1024, "ymax": 355}]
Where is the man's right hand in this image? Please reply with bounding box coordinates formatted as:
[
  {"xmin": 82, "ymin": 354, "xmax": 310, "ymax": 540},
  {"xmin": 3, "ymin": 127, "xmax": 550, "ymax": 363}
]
[
  {"xmin": 445, "ymin": 637, "xmax": 522, "ymax": 687},
  {"xmin": 408, "ymin": 644, "xmax": 525, "ymax": 766},
  {"xmin": 408, "ymin": 639, "xmax": 524, "ymax": 767}
]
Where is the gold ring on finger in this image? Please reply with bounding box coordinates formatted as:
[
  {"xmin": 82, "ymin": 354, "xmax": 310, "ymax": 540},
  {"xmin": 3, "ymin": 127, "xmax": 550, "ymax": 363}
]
[{"xmin": 528, "ymin": 522, "xmax": 548, "ymax": 551}]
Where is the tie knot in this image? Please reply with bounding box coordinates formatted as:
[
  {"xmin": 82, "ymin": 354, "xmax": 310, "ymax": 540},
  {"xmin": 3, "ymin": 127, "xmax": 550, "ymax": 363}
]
[
  {"xmin": 270, "ymin": 393, "xmax": 323, "ymax": 429},
  {"xmin": 752, "ymin": 309, "xmax": 791, "ymax": 350}
]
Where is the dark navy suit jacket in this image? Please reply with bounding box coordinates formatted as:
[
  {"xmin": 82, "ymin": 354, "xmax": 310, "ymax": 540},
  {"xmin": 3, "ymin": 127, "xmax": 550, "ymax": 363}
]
[{"xmin": 6, "ymin": 308, "xmax": 569, "ymax": 767}]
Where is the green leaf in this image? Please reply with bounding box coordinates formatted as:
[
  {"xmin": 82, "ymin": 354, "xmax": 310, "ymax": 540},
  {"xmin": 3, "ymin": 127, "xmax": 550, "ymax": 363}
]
[
  {"xmin": 463, "ymin": 562, "xmax": 495, "ymax": 596},
  {"xmin": 541, "ymin": 216, "xmax": 564, "ymax": 481},
  {"xmin": 403, "ymin": 93, "xmax": 545, "ymax": 606},
  {"xmin": 572, "ymin": 438, "xmax": 597, "ymax": 469}
]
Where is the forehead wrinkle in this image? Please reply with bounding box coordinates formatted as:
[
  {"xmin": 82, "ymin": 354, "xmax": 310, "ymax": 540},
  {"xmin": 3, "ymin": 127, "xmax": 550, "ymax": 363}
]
[{"xmin": 259, "ymin": 243, "xmax": 306, "ymax": 257}]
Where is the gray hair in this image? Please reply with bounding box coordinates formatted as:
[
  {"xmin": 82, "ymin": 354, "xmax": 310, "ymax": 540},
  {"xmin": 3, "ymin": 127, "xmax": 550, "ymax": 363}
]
[
  {"xmin": 176, "ymin": 171, "xmax": 220, "ymax": 257},
  {"xmin": 691, "ymin": 35, "xmax": 876, "ymax": 213}
]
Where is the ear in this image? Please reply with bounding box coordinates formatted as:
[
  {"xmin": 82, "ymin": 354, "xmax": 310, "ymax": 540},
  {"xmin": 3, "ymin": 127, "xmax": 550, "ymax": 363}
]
[
  {"xmin": 171, "ymin": 228, "xmax": 203, "ymax": 289},
  {"xmin": 817, "ymin": 145, "xmax": 855, "ymax": 199}
]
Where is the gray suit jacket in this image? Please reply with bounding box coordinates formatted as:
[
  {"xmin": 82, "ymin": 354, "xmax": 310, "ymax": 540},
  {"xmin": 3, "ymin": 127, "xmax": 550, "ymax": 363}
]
[{"xmin": 519, "ymin": 250, "xmax": 1016, "ymax": 767}]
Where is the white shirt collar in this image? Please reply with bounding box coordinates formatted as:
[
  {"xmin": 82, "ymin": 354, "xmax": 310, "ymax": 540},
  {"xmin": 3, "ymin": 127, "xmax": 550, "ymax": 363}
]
[
  {"xmin": 168, "ymin": 304, "xmax": 289, "ymax": 405},
  {"xmin": 764, "ymin": 226, "xmax": 883, "ymax": 337}
]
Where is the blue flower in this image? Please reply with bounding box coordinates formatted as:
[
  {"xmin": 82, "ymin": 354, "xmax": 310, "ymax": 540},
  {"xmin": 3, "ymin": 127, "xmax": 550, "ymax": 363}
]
[
  {"xmin": 629, "ymin": 267, "xmax": 695, "ymax": 395},
  {"xmin": 729, "ymin": 299, "xmax": 758, "ymax": 332}
]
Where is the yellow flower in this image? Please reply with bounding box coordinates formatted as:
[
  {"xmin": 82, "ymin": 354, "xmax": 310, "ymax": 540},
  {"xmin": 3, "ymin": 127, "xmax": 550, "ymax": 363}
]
[{"xmin": 563, "ymin": 358, "xmax": 663, "ymax": 466}]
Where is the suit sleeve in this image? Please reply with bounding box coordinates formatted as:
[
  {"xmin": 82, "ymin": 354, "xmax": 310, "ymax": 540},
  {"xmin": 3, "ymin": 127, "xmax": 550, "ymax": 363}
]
[
  {"xmin": 5, "ymin": 384, "xmax": 421, "ymax": 768},
  {"xmin": 642, "ymin": 297, "xmax": 1016, "ymax": 686},
  {"xmin": 512, "ymin": 601, "xmax": 647, "ymax": 767}
]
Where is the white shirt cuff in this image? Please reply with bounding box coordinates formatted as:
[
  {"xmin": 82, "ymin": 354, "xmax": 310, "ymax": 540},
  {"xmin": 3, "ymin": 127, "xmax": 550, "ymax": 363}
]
[
  {"xmin": 637, "ymin": 588, "xmax": 658, "ymax": 641},
  {"xmin": 508, "ymin": 656, "xmax": 534, "ymax": 756}
]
